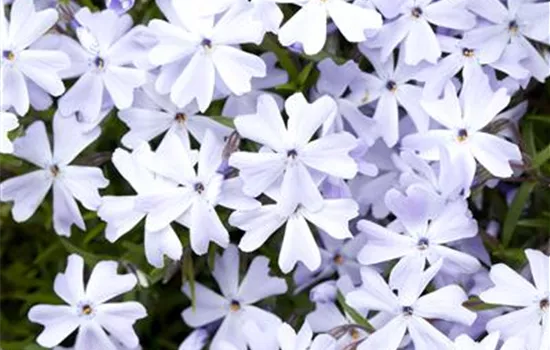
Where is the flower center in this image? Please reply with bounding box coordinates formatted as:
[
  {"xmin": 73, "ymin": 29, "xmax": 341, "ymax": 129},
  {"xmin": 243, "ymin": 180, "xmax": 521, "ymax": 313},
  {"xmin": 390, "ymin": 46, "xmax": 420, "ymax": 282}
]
[
  {"xmin": 386, "ymin": 80, "xmax": 398, "ymax": 92},
  {"xmin": 194, "ymin": 182, "xmax": 205, "ymax": 194},
  {"xmin": 350, "ymin": 328, "xmax": 360, "ymax": 340},
  {"xmin": 333, "ymin": 254, "xmax": 344, "ymax": 265},
  {"xmin": 229, "ymin": 300, "xmax": 241, "ymax": 312},
  {"xmin": 402, "ymin": 305, "xmax": 414, "ymax": 316},
  {"xmin": 417, "ymin": 237, "xmax": 429, "ymax": 250},
  {"xmin": 287, "ymin": 149, "xmax": 298, "ymax": 159},
  {"xmin": 540, "ymin": 298, "xmax": 549, "ymax": 311},
  {"xmin": 462, "ymin": 48, "xmax": 475, "ymax": 57},
  {"xmin": 94, "ymin": 56, "xmax": 105, "ymax": 69},
  {"xmin": 50, "ymin": 165, "xmax": 60, "ymax": 177},
  {"xmin": 201, "ymin": 38, "xmax": 213, "ymax": 49},
  {"xmin": 3, "ymin": 50, "xmax": 15, "ymax": 62},
  {"xmin": 81, "ymin": 304, "xmax": 93, "ymax": 315},
  {"xmin": 411, "ymin": 7, "xmax": 423, "ymax": 18},
  {"xmin": 508, "ymin": 20, "xmax": 519, "ymax": 33},
  {"xmin": 175, "ymin": 112, "xmax": 187, "ymax": 123},
  {"xmin": 456, "ymin": 128, "xmax": 468, "ymax": 142}
]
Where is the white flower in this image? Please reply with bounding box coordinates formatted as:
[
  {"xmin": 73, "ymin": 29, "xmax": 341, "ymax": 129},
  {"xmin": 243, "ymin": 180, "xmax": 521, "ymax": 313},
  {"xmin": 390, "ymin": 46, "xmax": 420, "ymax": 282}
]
[
  {"xmin": 465, "ymin": 0, "xmax": 550, "ymax": 82},
  {"xmin": 98, "ymin": 146, "xmax": 183, "ymax": 268},
  {"xmin": 278, "ymin": 0, "xmax": 382, "ymax": 55},
  {"xmin": 294, "ymin": 233, "xmax": 367, "ymax": 293},
  {"xmin": 178, "ymin": 328, "xmax": 209, "ymax": 350},
  {"xmin": 277, "ymin": 322, "xmax": 337, "ymax": 350},
  {"xmin": 347, "ymin": 260, "xmax": 477, "ymax": 350},
  {"xmin": 58, "ymin": 8, "xmax": 147, "ymax": 122},
  {"xmin": 148, "ymin": 4, "xmax": 266, "ymax": 112},
  {"xmin": 357, "ymin": 185, "xmax": 480, "ymax": 285},
  {"xmin": 118, "ymin": 82, "xmax": 232, "ymax": 149},
  {"xmin": 222, "ymin": 52, "xmax": 288, "ymax": 117},
  {"xmin": 402, "ymin": 73, "xmax": 522, "ymax": 190},
  {"xmin": 28, "ymin": 254, "xmax": 147, "ymax": 350},
  {"xmin": 136, "ymin": 129, "xmax": 259, "ymax": 255},
  {"xmin": 182, "ymin": 245, "xmax": 287, "ymax": 350},
  {"xmin": 0, "ymin": 110, "xmax": 19, "ymax": 153},
  {"xmin": 347, "ymin": 47, "xmax": 430, "ymax": 146},
  {"xmin": 1, "ymin": 0, "xmax": 70, "ymax": 115},
  {"xmin": 229, "ymin": 191, "xmax": 358, "ymax": 273},
  {"xmin": 368, "ymin": 0, "xmax": 476, "ymax": 65},
  {"xmin": 480, "ymin": 249, "xmax": 549, "ymax": 347},
  {"xmin": 0, "ymin": 113, "xmax": 109, "ymax": 236},
  {"xmin": 453, "ymin": 331, "xmax": 500, "ymax": 350},
  {"xmin": 229, "ymin": 93, "xmax": 358, "ymax": 216},
  {"xmin": 422, "ymin": 35, "xmax": 529, "ymax": 99},
  {"xmin": 314, "ymin": 58, "xmax": 377, "ymax": 144}
]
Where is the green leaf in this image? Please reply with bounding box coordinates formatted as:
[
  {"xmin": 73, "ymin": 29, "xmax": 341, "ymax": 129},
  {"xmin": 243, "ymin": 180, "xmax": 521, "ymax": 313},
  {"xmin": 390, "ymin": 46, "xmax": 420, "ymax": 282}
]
[
  {"xmin": 532, "ymin": 143, "xmax": 550, "ymax": 169},
  {"xmin": 336, "ymin": 291, "xmax": 375, "ymax": 333},
  {"xmin": 182, "ymin": 250, "xmax": 196, "ymax": 311},
  {"xmin": 59, "ymin": 237, "xmax": 104, "ymax": 266},
  {"xmin": 297, "ymin": 62, "xmax": 315, "ymax": 86},
  {"xmin": 501, "ymin": 181, "xmax": 537, "ymax": 247},
  {"xmin": 261, "ymin": 35, "xmax": 299, "ymax": 81},
  {"xmin": 517, "ymin": 218, "xmax": 550, "ymax": 229},
  {"xmin": 209, "ymin": 115, "xmax": 235, "ymax": 129},
  {"xmin": 462, "ymin": 296, "xmax": 500, "ymax": 311}
]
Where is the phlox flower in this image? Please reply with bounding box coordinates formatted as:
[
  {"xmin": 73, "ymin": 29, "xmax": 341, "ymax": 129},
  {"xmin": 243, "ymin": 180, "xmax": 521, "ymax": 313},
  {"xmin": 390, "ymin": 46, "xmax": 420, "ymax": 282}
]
[
  {"xmin": 453, "ymin": 331, "xmax": 501, "ymax": 350},
  {"xmin": 98, "ymin": 146, "xmax": 183, "ymax": 268},
  {"xmin": 0, "ymin": 110, "xmax": 19, "ymax": 153},
  {"xmin": 347, "ymin": 259, "xmax": 477, "ymax": 350},
  {"xmin": 106, "ymin": 0, "xmax": 135, "ymax": 15},
  {"xmin": 222, "ymin": 52, "xmax": 288, "ymax": 117},
  {"xmin": 229, "ymin": 190, "xmax": 358, "ymax": 273},
  {"xmin": 367, "ymin": 0, "xmax": 476, "ymax": 65},
  {"xmin": 357, "ymin": 185, "xmax": 480, "ymax": 285},
  {"xmin": 480, "ymin": 249, "xmax": 549, "ymax": 348},
  {"xmin": 402, "ymin": 73, "xmax": 522, "ymax": 190},
  {"xmin": 397, "ymin": 149, "xmax": 464, "ymax": 200},
  {"xmin": 182, "ymin": 245, "xmax": 287, "ymax": 350},
  {"xmin": 118, "ymin": 82, "xmax": 232, "ymax": 149},
  {"xmin": 294, "ymin": 233, "xmax": 367, "ymax": 292},
  {"xmin": 422, "ymin": 35, "xmax": 530, "ymax": 99},
  {"xmin": 58, "ymin": 8, "xmax": 147, "ymax": 122},
  {"xmin": 306, "ymin": 276, "xmax": 369, "ymax": 348},
  {"xmin": 278, "ymin": 0, "xmax": 382, "ymax": 55},
  {"xmin": 348, "ymin": 139, "xmax": 402, "ymax": 218},
  {"xmin": 0, "ymin": 113, "xmax": 108, "ymax": 236},
  {"xmin": 178, "ymin": 328, "xmax": 209, "ymax": 350},
  {"xmin": 314, "ymin": 58, "xmax": 377, "ymax": 144},
  {"xmin": 28, "ymin": 254, "xmax": 147, "ymax": 350},
  {"xmin": 347, "ymin": 47, "xmax": 430, "ymax": 146},
  {"xmin": 148, "ymin": 3, "xmax": 266, "ymax": 112},
  {"xmin": 1, "ymin": 0, "xmax": 70, "ymax": 115},
  {"xmin": 136, "ymin": 129, "xmax": 259, "ymax": 255},
  {"xmin": 277, "ymin": 322, "xmax": 337, "ymax": 350},
  {"xmin": 229, "ymin": 93, "xmax": 358, "ymax": 216},
  {"xmin": 465, "ymin": 0, "xmax": 550, "ymax": 82}
]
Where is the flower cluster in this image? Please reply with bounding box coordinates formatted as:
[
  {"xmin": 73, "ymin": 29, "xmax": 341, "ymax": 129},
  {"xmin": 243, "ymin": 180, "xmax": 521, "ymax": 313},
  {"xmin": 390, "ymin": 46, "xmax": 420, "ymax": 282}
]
[{"xmin": 1, "ymin": 0, "xmax": 549, "ymax": 349}]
